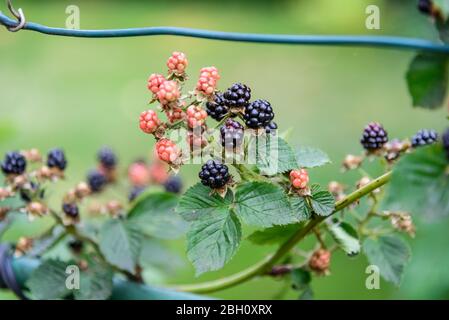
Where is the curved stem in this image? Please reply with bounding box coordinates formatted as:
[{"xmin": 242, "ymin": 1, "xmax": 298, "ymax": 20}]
[{"xmin": 173, "ymin": 171, "xmax": 392, "ymax": 293}]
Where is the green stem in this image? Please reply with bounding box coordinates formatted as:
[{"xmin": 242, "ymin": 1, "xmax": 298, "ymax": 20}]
[{"xmin": 173, "ymin": 171, "xmax": 392, "ymax": 293}]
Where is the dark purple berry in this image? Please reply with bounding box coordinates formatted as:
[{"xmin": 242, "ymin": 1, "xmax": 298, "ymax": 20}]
[
  {"xmin": 1, "ymin": 151, "xmax": 26, "ymax": 175},
  {"xmin": 360, "ymin": 122, "xmax": 388, "ymax": 151},
  {"xmin": 128, "ymin": 186, "xmax": 146, "ymax": 202},
  {"xmin": 223, "ymin": 83, "xmax": 251, "ymax": 108},
  {"xmin": 206, "ymin": 92, "xmax": 229, "ymax": 121},
  {"xmin": 244, "ymin": 99, "xmax": 275, "ymax": 129},
  {"xmin": 87, "ymin": 169, "xmax": 107, "ymax": 193},
  {"xmin": 97, "ymin": 147, "xmax": 117, "ymax": 169},
  {"xmin": 411, "ymin": 129, "xmax": 438, "ymax": 148},
  {"xmin": 220, "ymin": 119, "xmax": 244, "ymax": 149},
  {"xmin": 47, "ymin": 148, "xmax": 67, "ymax": 171},
  {"xmin": 199, "ymin": 160, "xmax": 230, "ymax": 189},
  {"xmin": 68, "ymin": 240, "xmax": 83, "ymax": 254},
  {"xmin": 164, "ymin": 175, "xmax": 183, "ymax": 194},
  {"xmin": 442, "ymin": 128, "xmax": 449, "ymax": 159},
  {"xmin": 265, "ymin": 121, "xmax": 278, "ymax": 135},
  {"xmin": 418, "ymin": 0, "xmax": 432, "ymax": 14},
  {"xmin": 62, "ymin": 203, "xmax": 79, "ymax": 218}
]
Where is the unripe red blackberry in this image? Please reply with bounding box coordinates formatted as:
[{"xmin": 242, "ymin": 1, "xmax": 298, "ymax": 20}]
[
  {"xmin": 411, "ymin": 129, "xmax": 438, "ymax": 148},
  {"xmin": 149, "ymin": 161, "xmax": 169, "ymax": 184},
  {"xmin": 187, "ymin": 127, "xmax": 208, "ymax": 150},
  {"xmin": 147, "ymin": 73, "xmax": 166, "ymax": 94},
  {"xmin": 157, "ymin": 80, "xmax": 180, "ymax": 105},
  {"xmin": 139, "ymin": 110, "xmax": 161, "ymax": 134},
  {"xmin": 186, "ymin": 105, "xmax": 208, "ymax": 129},
  {"xmin": 290, "ymin": 169, "xmax": 309, "ymax": 189},
  {"xmin": 206, "ymin": 92, "xmax": 229, "ymax": 121},
  {"xmin": 155, "ymin": 139, "xmax": 181, "ymax": 164},
  {"xmin": 196, "ymin": 67, "xmax": 219, "ymax": 96},
  {"xmin": 442, "ymin": 128, "xmax": 449, "ymax": 159},
  {"xmin": 220, "ymin": 119, "xmax": 244, "ymax": 149},
  {"xmin": 244, "ymin": 99, "xmax": 274, "ymax": 129},
  {"xmin": 223, "ymin": 83, "xmax": 251, "ymax": 109},
  {"xmin": 87, "ymin": 169, "xmax": 107, "ymax": 193},
  {"xmin": 360, "ymin": 122, "xmax": 388, "ymax": 151},
  {"xmin": 199, "ymin": 159, "xmax": 231, "ymax": 189},
  {"xmin": 62, "ymin": 203, "xmax": 79, "ymax": 218},
  {"xmin": 166, "ymin": 107, "xmax": 185, "ymax": 123},
  {"xmin": 128, "ymin": 161, "xmax": 151, "ymax": 187},
  {"xmin": 1, "ymin": 151, "xmax": 27, "ymax": 175},
  {"xmin": 167, "ymin": 51, "xmax": 188, "ymax": 74}
]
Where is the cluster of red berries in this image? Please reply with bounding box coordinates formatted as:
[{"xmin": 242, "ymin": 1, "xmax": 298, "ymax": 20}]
[
  {"xmin": 290, "ymin": 169, "xmax": 309, "ymax": 190},
  {"xmin": 196, "ymin": 66, "xmax": 220, "ymax": 96}
]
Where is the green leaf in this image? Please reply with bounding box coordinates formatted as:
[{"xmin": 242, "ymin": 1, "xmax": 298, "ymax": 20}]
[
  {"xmin": 310, "ymin": 187, "xmax": 335, "ymax": 216},
  {"xmin": 187, "ymin": 210, "xmax": 241, "ymax": 275},
  {"xmin": 75, "ymin": 259, "xmax": 113, "ymax": 300},
  {"xmin": 98, "ymin": 219, "xmax": 142, "ymax": 273},
  {"xmin": 363, "ymin": 235, "xmax": 410, "ymax": 286},
  {"xmin": 139, "ymin": 237, "xmax": 184, "ymax": 272},
  {"xmin": 177, "ymin": 183, "xmax": 233, "ymax": 221},
  {"xmin": 296, "ymin": 146, "xmax": 331, "ymax": 168},
  {"xmin": 290, "ymin": 195, "xmax": 313, "ymax": 221},
  {"xmin": 127, "ymin": 192, "xmax": 188, "ymax": 239},
  {"xmin": 384, "ymin": 144, "xmax": 449, "ymax": 219},
  {"xmin": 26, "ymin": 259, "xmax": 71, "ymax": 300},
  {"xmin": 406, "ymin": 53, "xmax": 449, "ymax": 109},
  {"xmin": 248, "ymin": 223, "xmax": 303, "ymax": 245},
  {"xmin": 328, "ymin": 221, "xmax": 360, "ymax": 256},
  {"xmin": 235, "ymin": 181, "xmax": 300, "ymax": 227},
  {"xmin": 254, "ymin": 136, "xmax": 298, "ymax": 175},
  {"xmin": 291, "ymin": 268, "xmax": 311, "ymax": 290}
]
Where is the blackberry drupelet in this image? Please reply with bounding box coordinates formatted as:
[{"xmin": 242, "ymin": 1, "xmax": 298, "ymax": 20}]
[
  {"xmin": 62, "ymin": 203, "xmax": 79, "ymax": 218},
  {"xmin": 411, "ymin": 129, "xmax": 438, "ymax": 147},
  {"xmin": 220, "ymin": 119, "xmax": 244, "ymax": 149},
  {"xmin": 87, "ymin": 169, "xmax": 107, "ymax": 193},
  {"xmin": 223, "ymin": 83, "xmax": 251, "ymax": 108},
  {"xmin": 244, "ymin": 99, "xmax": 275, "ymax": 129},
  {"xmin": 360, "ymin": 122, "xmax": 388, "ymax": 151},
  {"xmin": 98, "ymin": 147, "xmax": 117, "ymax": 169},
  {"xmin": 265, "ymin": 121, "xmax": 278, "ymax": 134},
  {"xmin": 206, "ymin": 92, "xmax": 229, "ymax": 121},
  {"xmin": 198, "ymin": 160, "xmax": 230, "ymax": 189},
  {"xmin": 1, "ymin": 151, "xmax": 27, "ymax": 175},
  {"xmin": 47, "ymin": 148, "xmax": 67, "ymax": 171},
  {"xmin": 164, "ymin": 175, "xmax": 183, "ymax": 194},
  {"xmin": 128, "ymin": 186, "xmax": 146, "ymax": 202}
]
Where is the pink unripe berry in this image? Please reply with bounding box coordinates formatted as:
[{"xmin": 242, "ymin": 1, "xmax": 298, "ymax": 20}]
[
  {"xmin": 147, "ymin": 73, "xmax": 166, "ymax": 94},
  {"xmin": 167, "ymin": 51, "xmax": 188, "ymax": 74},
  {"xmin": 166, "ymin": 107, "xmax": 186, "ymax": 123},
  {"xmin": 290, "ymin": 169, "xmax": 309, "ymax": 189},
  {"xmin": 128, "ymin": 161, "xmax": 151, "ymax": 187},
  {"xmin": 155, "ymin": 139, "xmax": 180, "ymax": 164},
  {"xmin": 196, "ymin": 66, "xmax": 220, "ymax": 96},
  {"xmin": 186, "ymin": 105, "xmax": 208, "ymax": 128},
  {"xmin": 157, "ymin": 80, "xmax": 180, "ymax": 105},
  {"xmin": 139, "ymin": 110, "xmax": 161, "ymax": 134}
]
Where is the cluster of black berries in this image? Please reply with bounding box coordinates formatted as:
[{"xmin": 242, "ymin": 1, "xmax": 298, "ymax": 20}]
[
  {"xmin": 86, "ymin": 147, "xmax": 117, "ymax": 193},
  {"xmin": 1, "ymin": 151, "xmax": 27, "ymax": 175},
  {"xmin": 360, "ymin": 122, "xmax": 389, "ymax": 151},
  {"xmin": 411, "ymin": 129, "xmax": 438, "ymax": 148},
  {"xmin": 199, "ymin": 159, "xmax": 230, "ymax": 189},
  {"xmin": 47, "ymin": 148, "xmax": 67, "ymax": 171}
]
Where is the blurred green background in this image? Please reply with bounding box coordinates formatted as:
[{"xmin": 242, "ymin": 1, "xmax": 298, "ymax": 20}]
[{"xmin": 1, "ymin": 0, "xmax": 448, "ymax": 300}]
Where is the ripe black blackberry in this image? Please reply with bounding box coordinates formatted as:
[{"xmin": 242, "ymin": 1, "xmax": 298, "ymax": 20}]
[
  {"xmin": 411, "ymin": 129, "xmax": 438, "ymax": 148},
  {"xmin": 128, "ymin": 186, "xmax": 146, "ymax": 202},
  {"xmin": 1, "ymin": 151, "xmax": 27, "ymax": 175},
  {"xmin": 265, "ymin": 121, "xmax": 278, "ymax": 134},
  {"xmin": 206, "ymin": 92, "xmax": 229, "ymax": 121},
  {"xmin": 244, "ymin": 99, "xmax": 275, "ymax": 129},
  {"xmin": 87, "ymin": 169, "xmax": 107, "ymax": 193},
  {"xmin": 199, "ymin": 160, "xmax": 230, "ymax": 189},
  {"xmin": 418, "ymin": 0, "xmax": 432, "ymax": 14},
  {"xmin": 442, "ymin": 128, "xmax": 449, "ymax": 159},
  {"xmin": 164, "ymin": 175, "xmax": 183, "ymax": 194},
  {"xmin": 223, "ymin": 83, "xmax": 251, "ymax": 109},
  {"xmin": 47, "ymin": 148, "xmax": 67, "ymax": 171},
  {"xmin": 62, "ymin": 203, "xmax": 79, "ymax": 218},
  {"xmin": 220, "ymin": 119, "xmax": 244, "ymax": 149},
  {"xmin": 98, "ymin": 147, "xmax": 117, "ymax": 169},
  {"xmin": 360, "ymin": 122, "xmax": 389, "ymax": 151},
  {"xmin": 68, "ymin": 240, "xmax": 83, "ymax": 254}
]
